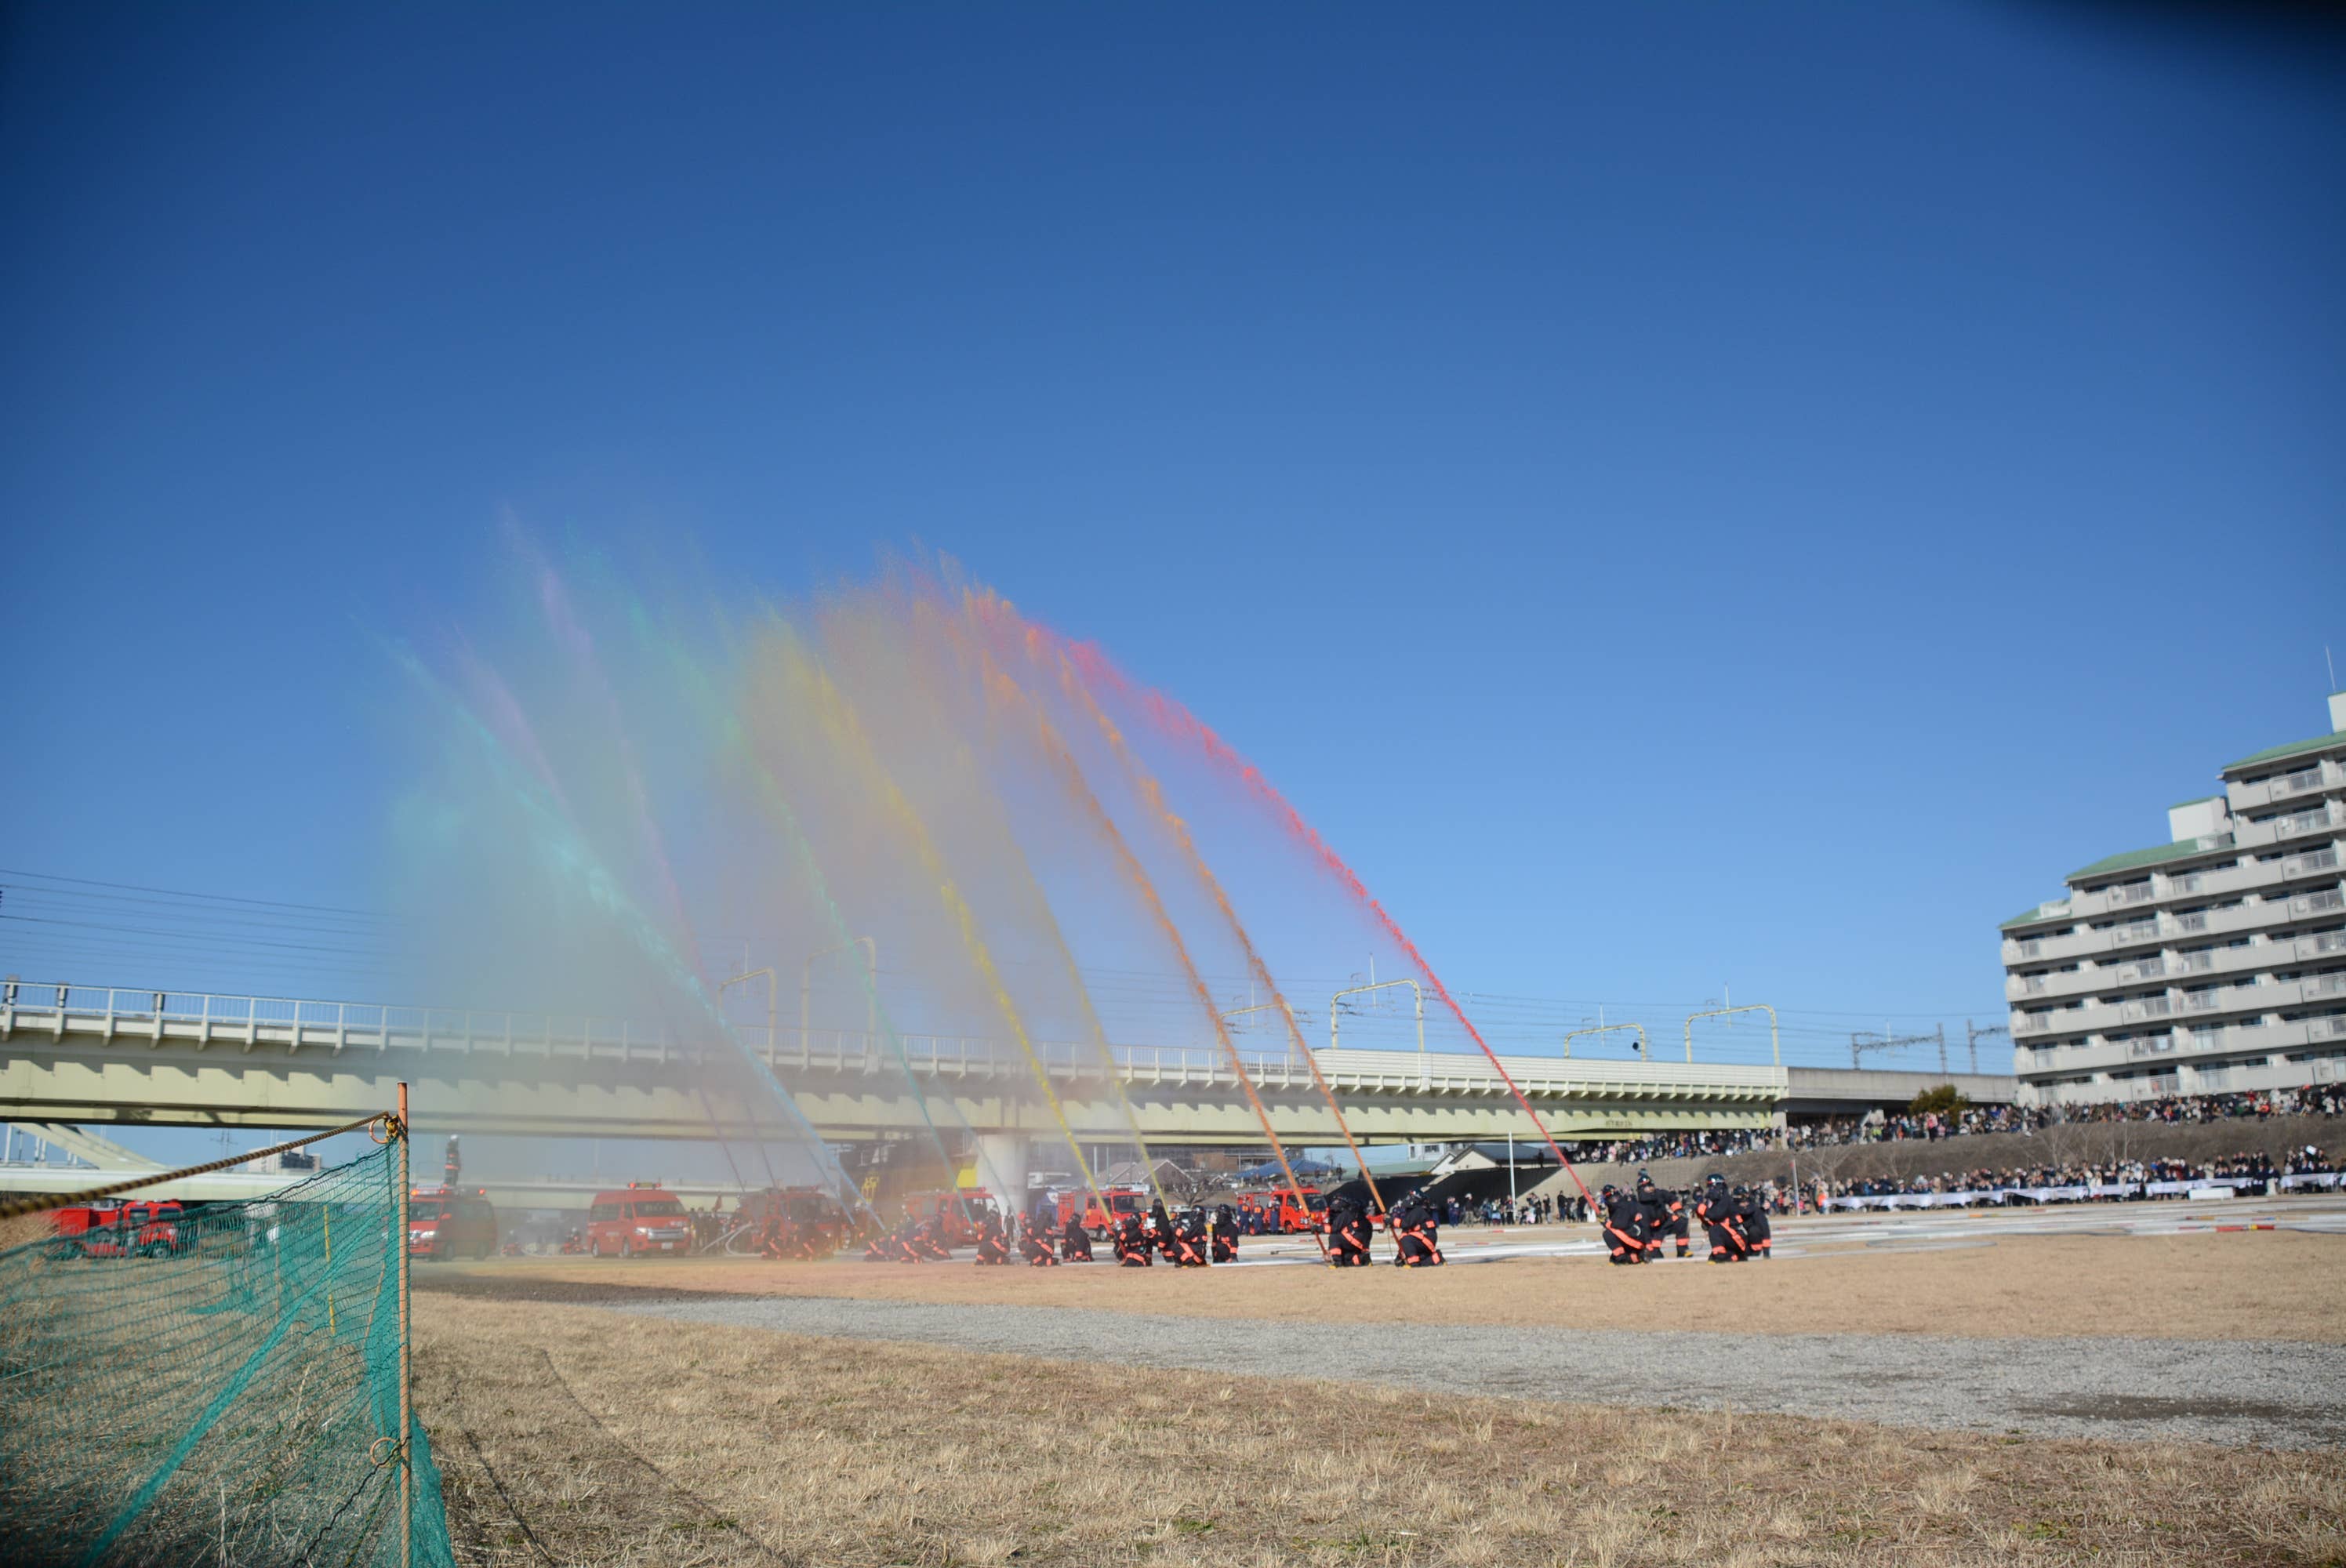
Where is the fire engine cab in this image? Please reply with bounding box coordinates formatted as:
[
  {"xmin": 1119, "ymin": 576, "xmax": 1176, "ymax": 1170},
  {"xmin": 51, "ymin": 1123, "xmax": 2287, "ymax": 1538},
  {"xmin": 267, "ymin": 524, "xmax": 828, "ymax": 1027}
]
[
  {"xmin": 409, "ymin": 1189, "xmax": 498, "ymax": 1260},
  {"xmin": 51, "ymin": 1200, "xmax": 194, "ymax": 1259},
  {"xmin": 1262, "ymin": 1186, "xmax": 1329, "ymax": 1234},
  {"xmin": 586, "ymin": 1182, "xmax": 693, "ymax": 1257}
]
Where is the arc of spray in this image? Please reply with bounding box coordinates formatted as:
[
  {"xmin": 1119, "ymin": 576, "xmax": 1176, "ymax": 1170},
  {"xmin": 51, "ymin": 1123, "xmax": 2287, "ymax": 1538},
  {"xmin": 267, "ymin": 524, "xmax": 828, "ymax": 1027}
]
[
  {"xmin": 386, "ymin": 641, "xmax": 875, "ymax": 1221},
  {"xmin": 623, "ymin": 598, "xmax": 1013, "ymax": 1207},
  {"xmin": 764, "ymin": 625, "xmax": 1113, "ymax": 1228},
  {"xmin": 922, "ymin": 597, "xmax": 1302, "ymax": 1240},
  {"xmin": 1051, "ymin": 631, "xmax": 1598, "ymax": 1206},
  {"xmin": 967, "ymin": 590, "xmax": 1387, "ymax": 1218}
]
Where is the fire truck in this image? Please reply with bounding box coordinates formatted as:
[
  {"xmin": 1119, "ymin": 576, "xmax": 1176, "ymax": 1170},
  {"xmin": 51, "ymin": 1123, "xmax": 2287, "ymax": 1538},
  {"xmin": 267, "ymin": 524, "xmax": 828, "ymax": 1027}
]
[
  {"xmin": 409, "ymin": 1188, "xmax": 499, "ymax": 1260},
  {"xmin": 1261, "ymin": 1185, "xmax": 1329, "ymax": 1234},
  {"xmin": 51, "ymin": 1200, "xmax": 194, "ymax": 1259},
  {"xmin": 1051, "ymin": 1185, "xmax": 1149, "ymax": 1232},
  {"xmin": 585, "ymin": 1181, "xmax": 693, "ymax": 1258},
  {"xmin": 733, "ymin": 1185, "xmax": 853, "ymax": 1257},
  {"xmin": 899, "ymin": 1189, "xmax": 1003, "ymax": 1247}
]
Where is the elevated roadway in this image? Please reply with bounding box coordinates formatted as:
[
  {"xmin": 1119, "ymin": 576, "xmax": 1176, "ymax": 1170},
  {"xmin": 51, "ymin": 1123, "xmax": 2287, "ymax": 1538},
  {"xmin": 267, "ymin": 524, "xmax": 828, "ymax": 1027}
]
[{"xmin": 1, "ymin": 983, "xmax": 1787, "ymax": 1145}]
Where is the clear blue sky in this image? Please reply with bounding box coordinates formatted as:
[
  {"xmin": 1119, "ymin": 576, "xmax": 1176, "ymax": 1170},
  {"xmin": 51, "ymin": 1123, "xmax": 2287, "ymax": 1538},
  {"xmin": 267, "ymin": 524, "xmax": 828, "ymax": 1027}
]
[{"xmin": 5, "ymin": 4, "xmax": 2342, "ymax": 1081}]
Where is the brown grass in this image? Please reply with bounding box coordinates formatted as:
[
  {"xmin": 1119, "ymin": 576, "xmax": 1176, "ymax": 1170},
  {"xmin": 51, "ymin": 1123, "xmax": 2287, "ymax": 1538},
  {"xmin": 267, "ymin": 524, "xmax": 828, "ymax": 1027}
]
[
  {"xmin": 415, "ymin": 1294, "xmax": 2346, "ymax": 1568},
  {"xmin": 430, "ymin": 1229, "xmax": 2346, "ymax": 1343}
]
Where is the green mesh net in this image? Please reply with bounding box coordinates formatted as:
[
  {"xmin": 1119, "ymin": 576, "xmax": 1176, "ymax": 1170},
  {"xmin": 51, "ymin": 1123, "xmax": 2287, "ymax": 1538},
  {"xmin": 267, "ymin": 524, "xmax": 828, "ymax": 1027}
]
[{"xmin": 0, "ymin": 1141, "xmax": 456, "ymax": 1568}]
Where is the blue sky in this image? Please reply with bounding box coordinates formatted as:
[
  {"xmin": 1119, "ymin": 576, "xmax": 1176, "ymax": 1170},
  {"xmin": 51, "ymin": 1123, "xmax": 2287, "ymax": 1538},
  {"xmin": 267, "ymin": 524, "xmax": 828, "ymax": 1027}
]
[{"xmin": 4, "ymin": 3, "xmax": 2342, "ymax": 1087}]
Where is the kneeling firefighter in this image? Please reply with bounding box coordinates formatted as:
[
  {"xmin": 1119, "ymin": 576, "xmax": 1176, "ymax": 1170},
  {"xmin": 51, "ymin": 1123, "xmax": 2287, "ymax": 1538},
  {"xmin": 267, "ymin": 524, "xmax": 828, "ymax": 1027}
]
[
  {"xmin": 1635, "ymin": 1172, "xmax": 1689, "ymax": 1260},
  {"xmin": 1734, "ymin": 1185, "xmax": 1771, "ymax": 1259},
  {"xmin": 973, "ymin": 1214, "xmax": 1011, "ymax": 1265},
  {"xmin": 1060, "ymin": 1211, "xmax": 1095, "ymax": 1262},
  {"xmin": 1018, "ymin": 1218, "xmax": 1059, "ymax": 1266},
  {"xmin": 1210, "ymin": 1203, "xmax": 1239, "ymax": 1263},
  {"xmin": 1115, "ymin": 1211, "xmax": 1153, "ymax": 1266},
  {"xmin": 1326, "ymin": 1197, "xmax": 1372, "ymax": 1266},
  {"xmin": 1393, "ymin": 1196, "xmax": 1444, "ymax": 1267},
  {"xmin": 1599, "ymin": 1184, "xmax": 1647, "ymax": 1265},
  {"xmin": 1695, "ymin": 1174, "xmax": 1747, "ymax": 1263}
]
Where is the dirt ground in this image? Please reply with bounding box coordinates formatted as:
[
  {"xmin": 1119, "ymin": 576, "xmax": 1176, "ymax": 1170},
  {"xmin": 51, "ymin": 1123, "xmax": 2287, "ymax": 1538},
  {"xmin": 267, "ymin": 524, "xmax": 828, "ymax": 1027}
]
[
  {"xmin": 423, "ymin": 1228, "xmax": 2346, "ymax": 1344},
  {"xmin": 414, "ymin": 1294, "xmax": 2346, "ymax": 1568}
]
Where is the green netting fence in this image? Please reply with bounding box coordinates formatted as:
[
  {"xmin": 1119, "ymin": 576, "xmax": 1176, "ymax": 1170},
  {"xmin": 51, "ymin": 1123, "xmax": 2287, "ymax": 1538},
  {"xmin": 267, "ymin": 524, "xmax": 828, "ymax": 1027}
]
[{"xmin": 0, "ymin": 1132, "xmax": 455, "ymax": 1568}]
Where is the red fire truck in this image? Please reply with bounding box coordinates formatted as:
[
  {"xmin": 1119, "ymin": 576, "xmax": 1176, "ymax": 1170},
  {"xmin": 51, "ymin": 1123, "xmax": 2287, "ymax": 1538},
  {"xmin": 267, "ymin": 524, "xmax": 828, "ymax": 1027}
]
[
  {"xmin": 1052, "ymin": 1185, "xmax": 1149, "ymax": 1232},
  {"xmin": 409, "ymin": 1188, "xmax": 499, "ymax": 1260},
  {"xmin": 51, "ymin": 1200, "xmax": 195, "ymax": 1259},
  {"xmin": 899, "ymin": 1189, "xmax": 1003, "ymax": 1247},
  {"xmin": 735, "ymin": 1185, "xmax": 852, "ymax": 1257},
  {"xmin": 1261, "ymin": 1185, "xmax": 1329, "ymax": 1234},
  {"xmin": 585, "ymin": 1181, "xmax": 693, "ymax": 1258}
]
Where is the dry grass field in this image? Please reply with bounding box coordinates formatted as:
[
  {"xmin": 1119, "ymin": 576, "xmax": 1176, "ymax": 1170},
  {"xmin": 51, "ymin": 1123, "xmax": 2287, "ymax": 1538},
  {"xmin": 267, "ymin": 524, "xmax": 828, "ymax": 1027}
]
[
  {"xmin": 427, "ymin": 1228, "xmax": 2346, "ymax": 1343},
  {"xmin": 414, "ymin": 1294, "xmax": 2346, "ymax": 1568}
]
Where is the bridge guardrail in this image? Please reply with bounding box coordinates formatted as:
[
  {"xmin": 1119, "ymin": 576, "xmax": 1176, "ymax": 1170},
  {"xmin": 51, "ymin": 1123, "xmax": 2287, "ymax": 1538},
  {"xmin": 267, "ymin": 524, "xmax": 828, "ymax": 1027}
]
[{"xmin": 0, "ymin": 982, "xmax": 1786, "ymax": 1101}]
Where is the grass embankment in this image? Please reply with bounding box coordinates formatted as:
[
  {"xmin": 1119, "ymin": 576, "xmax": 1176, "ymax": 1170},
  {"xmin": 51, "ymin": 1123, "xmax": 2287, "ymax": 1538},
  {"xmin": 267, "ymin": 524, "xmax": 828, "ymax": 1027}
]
[{"xmin": 416, "ymin": 1294, "xmax": 2346, "ymax": 1568}]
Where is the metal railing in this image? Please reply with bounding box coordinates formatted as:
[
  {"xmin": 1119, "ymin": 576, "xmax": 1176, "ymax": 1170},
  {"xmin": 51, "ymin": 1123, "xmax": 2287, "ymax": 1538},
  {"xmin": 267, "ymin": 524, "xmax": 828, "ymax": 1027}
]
[{"xmin": 0, "ymin": 982, "xmax": 1783, "ymax": 1098}]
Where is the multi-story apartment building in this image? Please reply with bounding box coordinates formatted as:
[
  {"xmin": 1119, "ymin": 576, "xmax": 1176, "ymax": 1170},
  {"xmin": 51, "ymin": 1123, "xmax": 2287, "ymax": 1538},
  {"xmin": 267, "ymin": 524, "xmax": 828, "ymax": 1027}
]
[{"xmin": 1999, "ymin": 692, "xmax": 2346, "ymax": 1107}]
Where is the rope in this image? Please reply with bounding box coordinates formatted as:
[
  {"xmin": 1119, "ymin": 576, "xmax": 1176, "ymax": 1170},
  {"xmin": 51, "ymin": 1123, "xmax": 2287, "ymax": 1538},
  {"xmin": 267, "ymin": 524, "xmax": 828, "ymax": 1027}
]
[{"xmin": 0, "ymin": 1113, "xmax": 391, "ymax": 1223}]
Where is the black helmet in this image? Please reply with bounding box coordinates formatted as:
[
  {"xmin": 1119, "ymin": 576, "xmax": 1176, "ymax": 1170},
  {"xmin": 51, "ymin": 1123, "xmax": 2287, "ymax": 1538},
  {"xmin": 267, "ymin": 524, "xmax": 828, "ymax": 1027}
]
[
  {"xmin": 1600, "ymin": 1183, "xmax": 1618, "ymax": 1197},
  {"xmin": 1634, "ymin": 1171, "xmax": 1654, "ymax": 1188},
  {"xmin": 1705, "ymin": 1172, "xmax": 1726, "ymax": 1186}
]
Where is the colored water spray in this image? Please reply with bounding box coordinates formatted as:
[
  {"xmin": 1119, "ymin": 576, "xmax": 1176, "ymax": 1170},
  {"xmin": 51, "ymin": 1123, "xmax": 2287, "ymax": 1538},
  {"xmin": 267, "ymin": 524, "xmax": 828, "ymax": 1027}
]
[
  {"xmin": 967, "ymin": 589, "xmax": 1392, "ymax": 1217},
  {"xmin": 623, "ymin": 597, "xmax": 1011, "ymax": 1204},
  {"xmin": 1054, "ymin": 631, "xmax": 1597, "ymax": 1205},
  {"xmin": 389, "ymin": 641, "xmax": 873, "ymax": 1218},
  {"xmin": 926, "ymin": 596, "xmax": 1291, "ymax": 1229},
  {"xmin": 764, "ymin": 626, "xmax": 1113, "ymax": 1223}
]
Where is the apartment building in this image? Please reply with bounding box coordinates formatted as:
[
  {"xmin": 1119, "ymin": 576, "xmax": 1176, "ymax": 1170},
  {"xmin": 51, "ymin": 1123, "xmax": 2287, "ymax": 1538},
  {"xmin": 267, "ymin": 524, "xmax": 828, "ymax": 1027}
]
[{"xmin": 1999, "ymin": 692, "xmax": 2346, "ymax": 1107}]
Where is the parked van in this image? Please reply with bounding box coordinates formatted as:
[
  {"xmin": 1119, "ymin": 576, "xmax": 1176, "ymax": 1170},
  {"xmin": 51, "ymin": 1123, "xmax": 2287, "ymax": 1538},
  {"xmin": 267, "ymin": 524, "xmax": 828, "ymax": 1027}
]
[
  {"xmin": 409, "ymin": 1188, "xmax": 498, "ymax": 1260},
  {"xmin": 586, "ymin": 1182, "xmax": 692, "ymax": 1258}
]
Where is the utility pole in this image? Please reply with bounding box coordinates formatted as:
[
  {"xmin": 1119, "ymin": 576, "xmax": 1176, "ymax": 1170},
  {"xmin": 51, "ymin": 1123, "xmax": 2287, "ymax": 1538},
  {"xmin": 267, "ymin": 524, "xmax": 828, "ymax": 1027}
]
[{"xmin": 1965, "ymin": 1019, "xmax": 2009, "ymax": 1076}]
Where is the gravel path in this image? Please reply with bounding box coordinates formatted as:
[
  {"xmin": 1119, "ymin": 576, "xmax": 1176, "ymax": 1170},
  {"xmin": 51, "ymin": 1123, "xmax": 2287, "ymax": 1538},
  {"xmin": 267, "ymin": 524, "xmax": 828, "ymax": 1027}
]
[{"xmin": 608, "ymin": 1293, "xmax": 2346, "ymax": 1450}]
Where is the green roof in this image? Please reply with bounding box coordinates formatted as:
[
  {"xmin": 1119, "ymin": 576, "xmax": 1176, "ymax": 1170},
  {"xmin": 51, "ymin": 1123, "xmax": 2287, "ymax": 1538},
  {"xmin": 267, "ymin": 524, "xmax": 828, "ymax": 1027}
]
[
  {"xmin": 1999, "ymin": 903, "xmax": 2068, "ymax": 931},
  {"xmin": 2222, "ymin": 730, "xmax": 2346, "ymax": 773},
  {"xmin": 2168, "ymin": 795, "xmax": 2222, "ymax": 809},
  {"xmin": 2066, "ymin": 837, "xmax": 2228, "ymax": 882}
]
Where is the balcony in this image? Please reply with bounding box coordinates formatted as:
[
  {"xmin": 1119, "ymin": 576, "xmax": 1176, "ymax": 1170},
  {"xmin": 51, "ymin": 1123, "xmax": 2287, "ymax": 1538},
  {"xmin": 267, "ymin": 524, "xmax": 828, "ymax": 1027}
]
[
  {"xmin": 2017, "ymin": 1014, "xmax": 2333, "ymax": 1083},
  {"xmin": 2119, "ymin": 996, "xmax": 2175, "ymax": 1022},
  {"xmin": 2297, "ymin": 931, "xmax": 2346, "ymax": 961},
  {"xmin": 2290, "ymin": 887, "xmax": 2346, "ymax": 920},
  {"xmin": 2276, "ymin": 765, "xmax": 2331, "ymax": 799},
  {"xmin": 2228, "ymin": 760, "xmax": 2342, "ymax": 813},
  {"xmin": 2274, "ymin": 805, "xmax": 2344, "ymax": 844},
  {"xmin": 2282, "ymin": 847, "xmax": 2343, "ymax": 881},
  {"xmin": 2105, "ymin": 919, "xmax": 2163, "ymax": 952}
]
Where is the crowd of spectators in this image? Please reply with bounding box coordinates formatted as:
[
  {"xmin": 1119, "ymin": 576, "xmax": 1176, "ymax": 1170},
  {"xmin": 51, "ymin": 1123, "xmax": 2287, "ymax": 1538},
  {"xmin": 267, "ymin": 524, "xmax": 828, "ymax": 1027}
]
[
  {"xmin": 1577, "ymin": 1082, "xmax": 2346, "ymax": 1167},
  {"xmin": 1820, "ymin": 1144, "xmax": 2336, "ymax": 1201}
]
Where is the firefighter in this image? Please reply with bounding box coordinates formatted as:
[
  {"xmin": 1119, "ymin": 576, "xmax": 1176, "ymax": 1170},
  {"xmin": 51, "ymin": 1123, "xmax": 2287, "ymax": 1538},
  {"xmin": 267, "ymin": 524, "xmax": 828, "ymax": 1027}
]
[
  {"xmin": 1393, "ymin": 1196, "xmax": 1444, "ymax": 1267},
  {"xmin": 913, "ymin": 1217, "xmax": 953, "ymax": 1261},
  {"xmin": 757, "ymin": 1211, "xmax": 788, "ymax": 1259},
  {"xmin": 1115, "ymin": 1211, "xmax": 1152, "ymax": 1266},
  {"xmin": 1695, "ymin": 1175, "xmax": 1747, "ymax": 1263},
  {"xmin": 1018, "ymin": 1218, "xmax": 1059, "ymax": 1266},
  {"xmin": 974, "ymin": 1213, "xmax": 1011, "ymax": 1265},
  {"xmin": 1596, "ymin": 1184, "xmax": 1643, "ymax": 1265},
  {"xmin": 1170, "ymin": 1210, "xmax": 1209, "ymax": 1267},
  {"xmin": 1735, "ymin": 1185, "xmax": 1772, "ymax": 1260},
  {"xmin": 1636, "ymin": 1172, "xmax": 1690, "ymax": 1260},
  {"xmin": 1149, "ymin": 1198, "xmax": 1179, "ymax": 1261},
  {"xmin": 1060, "ymin": 1211, "xmax": 1095, "ymax": 1262},
  {"xmin": 1325, "ymin": 1197, "xmax": 1367, "ymax": 1266},
  {"xmin": 1210, "ymin": 1203, "xmax": 1240, "ymax": 1263}
]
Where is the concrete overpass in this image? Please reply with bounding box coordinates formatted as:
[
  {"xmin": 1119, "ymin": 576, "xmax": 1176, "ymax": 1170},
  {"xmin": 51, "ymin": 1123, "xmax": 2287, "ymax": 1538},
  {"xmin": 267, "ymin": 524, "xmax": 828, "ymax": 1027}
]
[{"xmin": 0, "ymin": 983, "xmax": 1789, "ymax": 1150}]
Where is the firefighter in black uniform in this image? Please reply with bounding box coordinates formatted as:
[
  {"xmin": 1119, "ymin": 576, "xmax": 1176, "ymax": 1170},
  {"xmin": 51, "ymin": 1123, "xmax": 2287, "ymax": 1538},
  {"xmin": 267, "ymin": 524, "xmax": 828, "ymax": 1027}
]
[
  {"xmin": 1018, "ymin": 1216, "xmax": 1059, "ymax": 1265},
  {"xmin": 1060, "ymin": 1210, "xmax": 1095, "ymax": 1262},
  {"xmin": 1734, "ymin": 1185, "xmax": 1772, "ymax": 1259},
  {"xmin": 1209, "ymin": 1203, "xmax": 1240, "ymax": 1263},
  {"xmin": 1695, "ymin": 1175, "xmax": 1747, "ymax": 1263},
  {"xmin": 1115, "ymin": 1211, "xmax": 1152, "ymax": 1265},
  {"xmin": 1325, "ymin": 1196, "xmax": 1371, "ymax": 1266},
  {"xmin": 913, "ymin": 1217, "xmax": 954, "ymax": 1261},
  {"xmin": 973, "ymin": 1213, "xmax": 1011, "ymax": 1265},
  {"xmin": 1169, "ymin": 1209, "xmax": 1209, "ymax": 1267},
  {"xmin": 1599, "ymin": 1184, "xmax": 1648, "ymax": 1265},
  {"xmin": 1636, "ymin": 1172, "xmax": 1690, "ymax": 1260},
  {"xmin": 1393, "ymin": 1196, "xmax": 1444, "ymax": 1267},
  {"xmin": 1148, "ymin": 1199, "xmax": 1178, "ymax": 1261}
]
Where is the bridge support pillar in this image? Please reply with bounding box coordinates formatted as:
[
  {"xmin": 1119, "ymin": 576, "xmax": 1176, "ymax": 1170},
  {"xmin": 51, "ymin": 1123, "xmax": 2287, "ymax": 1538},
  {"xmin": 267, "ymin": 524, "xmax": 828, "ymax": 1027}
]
[{"xmin": 976, "ymin": 1133, "xmax": 1033, "ymax": 1206}]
